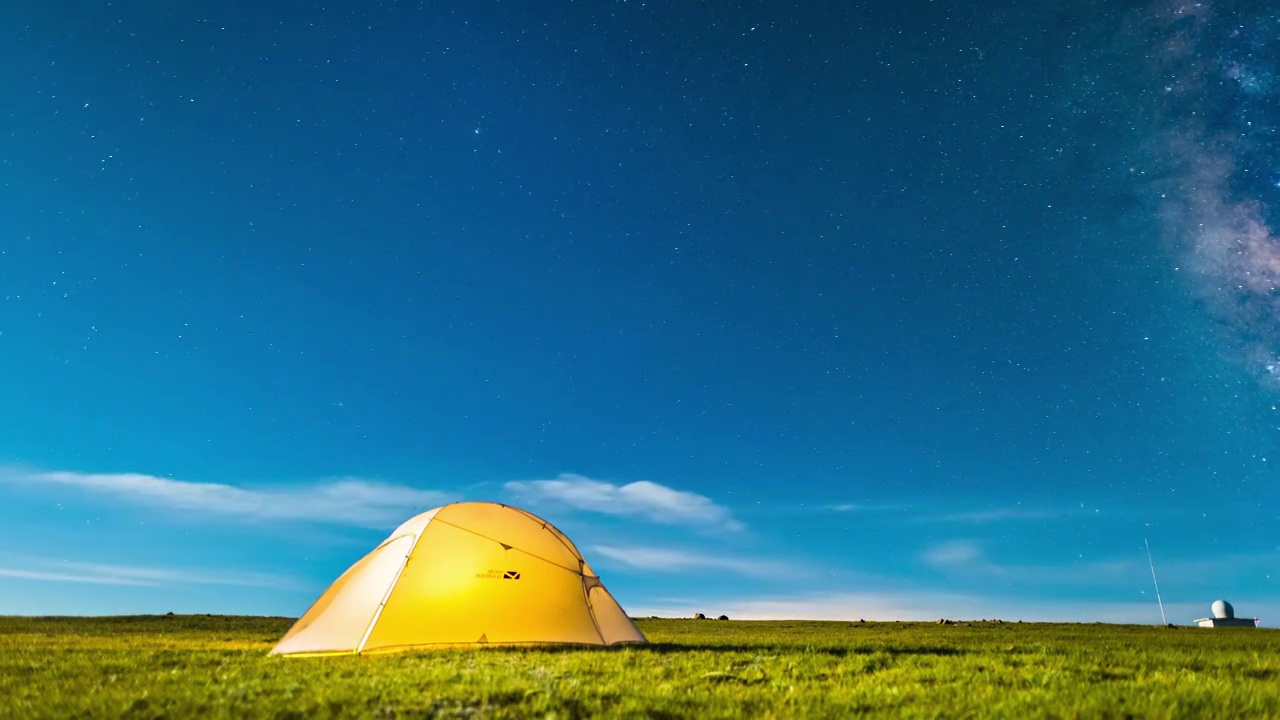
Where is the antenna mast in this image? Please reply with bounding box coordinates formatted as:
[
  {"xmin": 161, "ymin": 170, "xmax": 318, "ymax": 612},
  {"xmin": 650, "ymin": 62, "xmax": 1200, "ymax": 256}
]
[{"xmin": 1145, "ymin": 538, "xmax": 1168, "ymax": 625}]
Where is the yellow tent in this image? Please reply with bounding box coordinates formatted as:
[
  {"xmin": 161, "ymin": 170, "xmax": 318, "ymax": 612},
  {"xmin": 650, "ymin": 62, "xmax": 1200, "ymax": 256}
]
[{"xmin": 271, "ymin": 502, "xmax": 647, "ymax": 655}]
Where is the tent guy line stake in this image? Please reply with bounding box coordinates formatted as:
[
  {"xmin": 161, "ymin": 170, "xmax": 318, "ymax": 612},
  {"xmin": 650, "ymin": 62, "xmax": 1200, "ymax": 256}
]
[{"xmin": 1145, "ymin": 538, "xmax": 1167, "ymax": 626}]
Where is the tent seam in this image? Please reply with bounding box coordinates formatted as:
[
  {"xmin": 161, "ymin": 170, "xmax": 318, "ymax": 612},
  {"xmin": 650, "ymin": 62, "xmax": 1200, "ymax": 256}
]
[
  {"xmin": 508, "ymin": 506, "xmax": 583, "ymax": 559},
  {"xmin": 429, "ymin": 516, "xmax": 583, "ymax": 574},
  {"xmin": 355, "ymin": 519, "xmax": 431, "ymax": 654},
  {"xmin": 582, "ymin": 574, "xmax": 607, "ymax": 645}
]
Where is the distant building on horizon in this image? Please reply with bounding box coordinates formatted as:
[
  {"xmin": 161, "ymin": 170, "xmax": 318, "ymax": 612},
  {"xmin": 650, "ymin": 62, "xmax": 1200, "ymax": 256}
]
[{"xmin": 1194, "ymin": 600, "xmax": 1258, "ymax": 628}]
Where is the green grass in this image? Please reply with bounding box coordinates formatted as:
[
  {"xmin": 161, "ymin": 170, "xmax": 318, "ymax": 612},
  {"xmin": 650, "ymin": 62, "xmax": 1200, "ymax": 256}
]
[{"xmin": 2, "ymin": 615, "xmax": 1278, "ymax": 718}]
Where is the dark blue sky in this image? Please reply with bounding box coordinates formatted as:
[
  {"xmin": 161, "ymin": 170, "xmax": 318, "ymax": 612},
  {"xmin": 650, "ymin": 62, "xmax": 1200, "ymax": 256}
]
[{"xmin": 1, "ymin": 0, "xmax": 1276, "ymax": 623}]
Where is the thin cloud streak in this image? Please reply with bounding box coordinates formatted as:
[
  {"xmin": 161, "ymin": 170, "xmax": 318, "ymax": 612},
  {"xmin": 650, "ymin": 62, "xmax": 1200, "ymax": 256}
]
[
  {"xmin": 4, "ymin": 467, "xmax": 448, "ymax": 528},
  {"xmin": 780, "ymin": 501, "xmax": 1091, "ymax": 524},
  {"xmin": 916, "ymin": 542, "xmax": 1280, "ymax": 593},
  {"xmin": 1143, "ymin": 550, "xmax": 1280, "ymax": 586},
  {"xmin": 592, "ymin": 545, "xmax": 798, "ymax": 578},
  {"xmin": 0, "ymin": 568, "xmax": 154, "ymax": 586},
  {"xmin": 919, "ymin": 541, "xmax": 985, "ymax": 568},
  {"xmin": 823, "ymin": 503, "xmax": 906, "ymax": 513},
  {"xmin": 922, "ymin": 508, "xmax": 1073, "ymax": 523},
  {"xmin": 505, "ymin": 474, "xmax": 743, "ymax": 531},
  {"xmin": 56, "ymin": 561, "xmax": 299, "ymax": 589},
  {"xmin": 629, "ymin": 592, "xmax": 1278, "ymax": 624},
  {"xmin": 0, "ymin": 559, "xmax": 297, "ymax": 588},
  {"xmin": 917, "ymin": 541, "xmax": 1141, "ymax": 586}
]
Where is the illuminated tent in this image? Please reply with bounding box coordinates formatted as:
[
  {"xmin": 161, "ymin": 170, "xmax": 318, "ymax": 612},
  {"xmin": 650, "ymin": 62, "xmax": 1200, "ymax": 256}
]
[{"xmin": 271, "ymin": 502, "xmax": 646, "ymax": 655}]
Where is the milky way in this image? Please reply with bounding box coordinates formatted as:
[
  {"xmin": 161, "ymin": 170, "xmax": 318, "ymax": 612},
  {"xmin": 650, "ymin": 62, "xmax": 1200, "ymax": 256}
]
[{"xmin": 1146, "ymin": 0, "xmax": 1280, "ymax": 384}]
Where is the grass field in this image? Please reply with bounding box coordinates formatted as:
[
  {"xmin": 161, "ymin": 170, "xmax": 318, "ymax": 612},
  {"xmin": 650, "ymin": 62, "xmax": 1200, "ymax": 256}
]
[{"xmin": 2, "ymin": 615, "xmax": 1278, "ymax": 718}]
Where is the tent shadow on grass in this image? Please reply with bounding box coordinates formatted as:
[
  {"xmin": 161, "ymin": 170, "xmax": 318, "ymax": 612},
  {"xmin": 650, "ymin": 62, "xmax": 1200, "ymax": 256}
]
[
  {"xmin": 629, "ymin": 643, "xmax": 966, "ymax": 658},
  {"xmin": 410, "ymin": 642, "xmax": 967, "ymax": 658}
]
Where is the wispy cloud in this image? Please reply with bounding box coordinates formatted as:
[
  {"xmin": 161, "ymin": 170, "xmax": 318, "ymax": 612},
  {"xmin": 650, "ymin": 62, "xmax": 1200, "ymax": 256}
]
[
  {"xmin": 917, "ymin": 541, "xmax": 1280, "ymax": 593},
  {"xmin": 505, "ymin": 474, "xmax": 743, "ymax": 531},
  {"xmin": 824, "ymin": 503, "xmax": 904, "ymax": 513},
  {"xmin": 0, "ymin": 558, "xmax": 297, "ymax": 588},
  {"xmin": 1148, "ymin": 550, "xmax": 1280, "ymax": 586},
  {"xmin": 778, "ymin": 501, "xmax": 1086, "ymax": 524},
  {"xmin": 918, "ymin": 541, "xmax": 1135, "ymax": 585},
  {"xmin": 0, "ymin": 568, "xmax": 153, "ymax": 586},
  {"xmin": 591, "ymin": 545, "xmax": 796, "ymax": 578},
  {"xmin": 730, "ymin": 502, "xmax": 906, "ymax": 519},
  {"xmin": 919, "ymin": 540, "xmax": 985, "ymax": 568},
  {"xmin": 4, "ymin": 467, "xmax": 448, "ymax": 528},
  {"xmin": 922, "ymin": 508, "xmax": 1069, "ymax": 523}
]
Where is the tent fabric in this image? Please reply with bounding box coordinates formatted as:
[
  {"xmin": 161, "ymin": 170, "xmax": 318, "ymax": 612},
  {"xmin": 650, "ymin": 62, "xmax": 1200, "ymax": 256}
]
[{"xmin": 271, "ymin": 502, "xmax": 647, "ymax": 656}]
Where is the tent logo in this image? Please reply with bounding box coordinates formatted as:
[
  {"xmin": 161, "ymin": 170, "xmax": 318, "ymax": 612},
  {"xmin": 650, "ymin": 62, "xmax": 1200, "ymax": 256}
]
[
  {"xmin": 503, "ymin": 571, "xmax": 521, "ymax": 580},
  {"xmin": 475, "ymin": 569, "xmax": 521, "ymax": 580}
]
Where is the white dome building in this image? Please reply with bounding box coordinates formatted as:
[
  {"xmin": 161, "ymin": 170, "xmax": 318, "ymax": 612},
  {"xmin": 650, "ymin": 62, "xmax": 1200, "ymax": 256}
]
[{"xmin": 1194, "ymin": 600, "xmax": 1257, "ymax": 628}]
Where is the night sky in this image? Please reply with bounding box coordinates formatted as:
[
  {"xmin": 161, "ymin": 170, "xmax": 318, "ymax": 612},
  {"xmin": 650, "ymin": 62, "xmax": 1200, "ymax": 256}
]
[{"xmin": 2, "ymin": 0, "xmax": 1276, "ymax": 623}]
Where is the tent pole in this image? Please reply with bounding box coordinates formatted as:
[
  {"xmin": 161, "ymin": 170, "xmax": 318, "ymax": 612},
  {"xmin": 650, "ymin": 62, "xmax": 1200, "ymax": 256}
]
[{"xmin": 357, "ymin": 529, "xmax": 427, "ymax": 654}]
